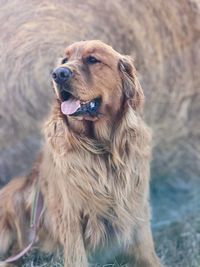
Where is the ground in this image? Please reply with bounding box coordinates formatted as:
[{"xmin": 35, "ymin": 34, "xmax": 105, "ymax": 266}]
[{"xmin": 5, "ymin": 179, "xmax": 199, "ymax": 267}]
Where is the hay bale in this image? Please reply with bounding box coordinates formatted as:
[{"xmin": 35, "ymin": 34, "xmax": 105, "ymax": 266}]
[{"xmin": 0, "ymin": 0, "xmax": 199, "ymax": 184}]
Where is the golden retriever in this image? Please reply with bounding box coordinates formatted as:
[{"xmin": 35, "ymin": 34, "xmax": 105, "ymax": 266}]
[{"xmin": 0, "ymin": 40, "xmax": 162, "ymax": 267}]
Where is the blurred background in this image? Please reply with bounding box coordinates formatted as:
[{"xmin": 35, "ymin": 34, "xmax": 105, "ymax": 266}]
[{"xmin": 0, "ymin": 0, "xmax": 200, "ymax": 266}]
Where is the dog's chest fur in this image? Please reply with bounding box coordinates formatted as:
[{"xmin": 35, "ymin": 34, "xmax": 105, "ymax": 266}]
[
  {"xmin": 41, "ymin": 111, "xmax": 151, "ymax": 252},
  {"xmin": 42, "ymin": 147, "xmax": 134, "ymax": 249}
]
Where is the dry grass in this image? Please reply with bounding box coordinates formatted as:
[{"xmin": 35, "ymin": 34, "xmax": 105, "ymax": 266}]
[
  {"xmin": 1, "ymin": 176, "xmax": 200, "ymax": 267},
  {"xmin": 13, "ymin": 213, "xmax": 199, "ymax": 267},
  {"xmin": 1, "ymin": 178, "xmax": 200, "ymax": 267},
  {"xmin": 156, "ymin": 216, "xmax": 200, "ymax": 267},
  {"xmin": 1, "ymin": 220, "xmax": 200, "ymax": 267}
]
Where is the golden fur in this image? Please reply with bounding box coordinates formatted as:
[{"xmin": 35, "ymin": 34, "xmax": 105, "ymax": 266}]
[{"xmin": 0, "ymin": 40, "xmax": 162, "ymax": 267}]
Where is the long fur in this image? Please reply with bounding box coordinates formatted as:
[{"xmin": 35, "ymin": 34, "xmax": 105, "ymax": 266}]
[{"xmin": 0, "ymin": 40, "xmax": 162, "ymax": 267}]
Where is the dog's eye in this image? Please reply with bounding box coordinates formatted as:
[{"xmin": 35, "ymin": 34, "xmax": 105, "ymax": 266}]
[
  {"xmin": 86, "ymin": 56, "xmax": 101, "ymax": 64},
  {"xmin": 61, "ymin": 58, "xmax": 68, "ymax": 64}
]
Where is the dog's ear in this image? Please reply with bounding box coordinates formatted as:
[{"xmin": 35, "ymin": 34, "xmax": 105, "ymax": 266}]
[{"xmin": 119, "ymin": 56, "xmax": 144, "ymax": 111}]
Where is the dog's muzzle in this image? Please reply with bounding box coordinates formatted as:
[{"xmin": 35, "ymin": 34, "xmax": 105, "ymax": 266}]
[{"xmin": 52, "ymin": 67, "xmax": 101, "ymax": 118}]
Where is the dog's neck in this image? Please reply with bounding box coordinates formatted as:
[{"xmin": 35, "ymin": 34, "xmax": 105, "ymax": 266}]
[
  {"xmin": 45, "ymin": 101, "xmax": 113, "ymax": 154},
  {"xmin": 44, "ymin": 100, "xmax": 150, "ymax": 177},
  {"xmin": 63, "ymin": 108, "xmax": 119, "ymax": 145},
  {"xmin": 45, "ymin": 100, "xmax": 141, "ymax": 162},
  {"xmin": 67, "ymin": 118, "xmax": 111, "ymax": 140}
]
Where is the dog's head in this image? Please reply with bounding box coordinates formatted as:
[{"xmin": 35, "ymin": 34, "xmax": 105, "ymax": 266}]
[{"xmin": 52, "ymin": 40, "xmax": 144, "ymax": 131}]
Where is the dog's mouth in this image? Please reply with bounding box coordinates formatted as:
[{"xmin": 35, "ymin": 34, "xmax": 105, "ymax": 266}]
[{"xmin": 60, "ymin": 90, "xmax": 101, "ymax": 118}]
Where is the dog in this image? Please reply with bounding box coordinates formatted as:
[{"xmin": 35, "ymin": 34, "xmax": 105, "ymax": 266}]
[{"xmin": 0, "ymin": 40, "xmax": 162, "ymax": 267}]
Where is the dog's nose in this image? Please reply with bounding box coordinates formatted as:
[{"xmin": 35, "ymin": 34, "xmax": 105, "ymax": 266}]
[{"xmin": 52, "ymin": 67, "xmax": 72, "ymax": 84}]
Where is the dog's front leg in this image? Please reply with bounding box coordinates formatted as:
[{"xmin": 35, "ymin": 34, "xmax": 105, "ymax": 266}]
[
  {"xmin": 60, "ymin": 222, "xmax": 88, "ymax": 267},
  {"xmin": 126, "ymin": 221, "xmax": 163, "ymax": 267}
]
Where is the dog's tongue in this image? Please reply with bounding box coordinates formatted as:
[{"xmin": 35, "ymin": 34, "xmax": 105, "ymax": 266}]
[{"xmin": 61, "ymin": 99, "xmax": 81, "ymax": 115}]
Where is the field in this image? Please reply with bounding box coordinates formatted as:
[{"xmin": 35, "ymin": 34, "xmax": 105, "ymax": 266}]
[{"xmin": 7, "ymin": 179, "xmax": 199, "ymax": 267}]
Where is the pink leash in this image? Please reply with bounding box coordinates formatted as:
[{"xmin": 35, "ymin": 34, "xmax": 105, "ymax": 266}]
[{"xmin": 0, "ymin": 185, "xmax": 44, "ymax": 264}]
